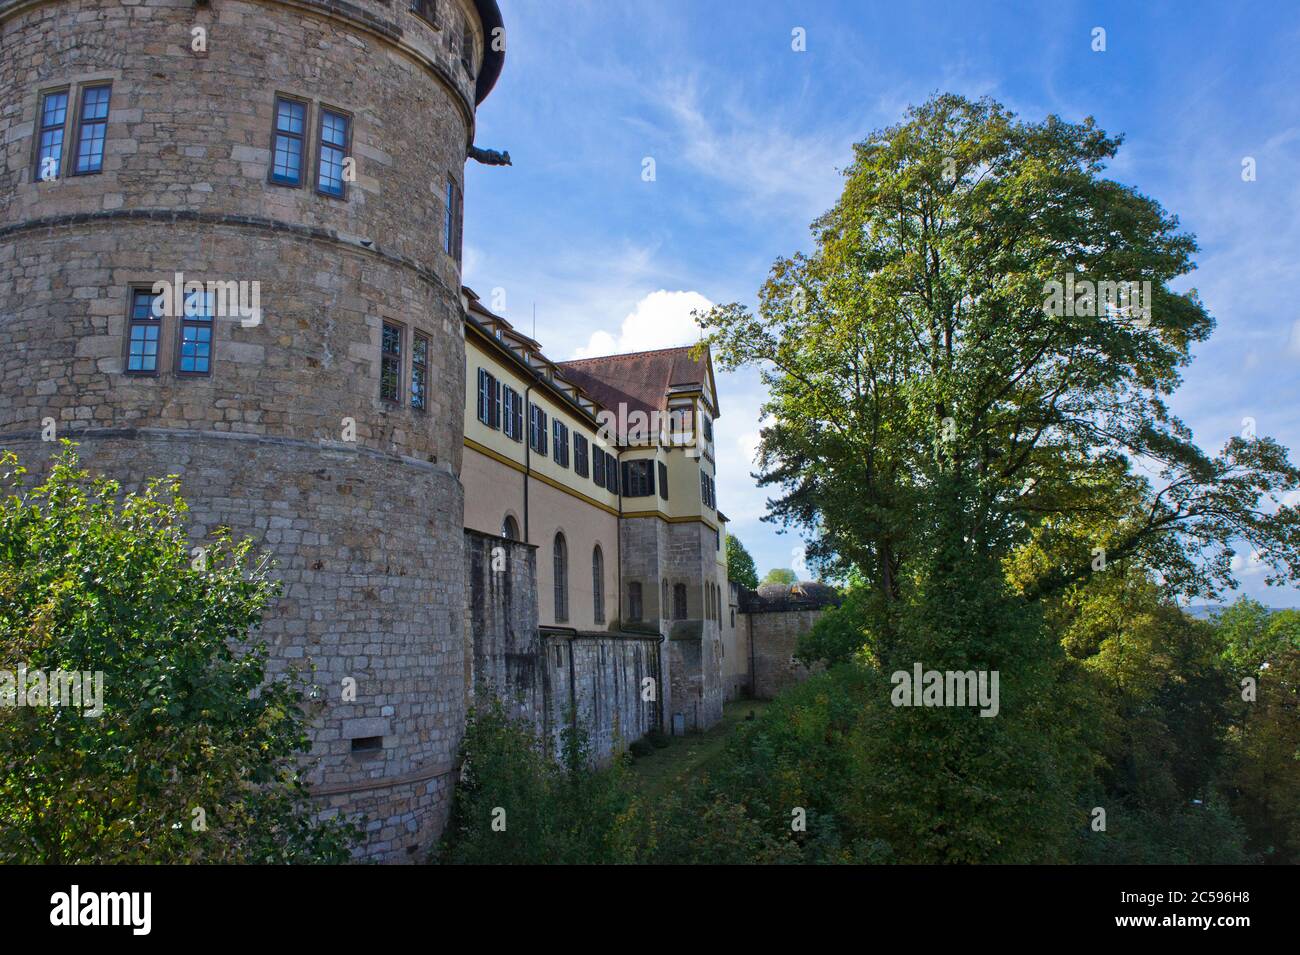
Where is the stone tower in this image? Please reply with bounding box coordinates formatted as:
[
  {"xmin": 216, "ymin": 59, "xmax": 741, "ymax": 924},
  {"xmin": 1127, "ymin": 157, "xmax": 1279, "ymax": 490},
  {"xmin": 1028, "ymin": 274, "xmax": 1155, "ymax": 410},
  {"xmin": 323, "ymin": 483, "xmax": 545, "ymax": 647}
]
[{"xmin": 0, "ymin": 0, "xmax": 504, "ymax": 861}]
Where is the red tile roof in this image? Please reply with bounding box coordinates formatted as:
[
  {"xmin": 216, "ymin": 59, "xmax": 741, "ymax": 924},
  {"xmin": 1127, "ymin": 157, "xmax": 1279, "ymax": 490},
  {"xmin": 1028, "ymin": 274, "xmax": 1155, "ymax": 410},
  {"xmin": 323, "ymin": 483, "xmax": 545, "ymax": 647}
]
[{"xmin": 558, "ymin": 346, "xmax": 710, "ymax": 418}]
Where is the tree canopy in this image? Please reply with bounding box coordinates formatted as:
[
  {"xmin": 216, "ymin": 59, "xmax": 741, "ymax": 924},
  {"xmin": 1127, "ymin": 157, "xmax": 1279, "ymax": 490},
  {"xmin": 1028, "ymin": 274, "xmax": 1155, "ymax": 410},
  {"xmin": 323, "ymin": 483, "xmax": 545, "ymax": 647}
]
[
  {"xmin": 725, "ymin": 533, "xmax": 759, "ymax": 589},
  {"xmin": 698, "ymin": 94, "xmax": 1300, "ymax": 624},
  {"xmin": 0, "ymin": 446, "xmax": 357, "ymax": 863}
]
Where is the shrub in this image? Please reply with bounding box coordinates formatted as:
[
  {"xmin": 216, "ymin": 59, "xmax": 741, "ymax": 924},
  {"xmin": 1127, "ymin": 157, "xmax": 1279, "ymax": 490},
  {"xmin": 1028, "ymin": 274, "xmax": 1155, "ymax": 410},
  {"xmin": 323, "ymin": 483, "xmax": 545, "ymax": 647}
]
[{"xmin": 0, "ymin": 446, "xmax": 358, "ymax": 863}]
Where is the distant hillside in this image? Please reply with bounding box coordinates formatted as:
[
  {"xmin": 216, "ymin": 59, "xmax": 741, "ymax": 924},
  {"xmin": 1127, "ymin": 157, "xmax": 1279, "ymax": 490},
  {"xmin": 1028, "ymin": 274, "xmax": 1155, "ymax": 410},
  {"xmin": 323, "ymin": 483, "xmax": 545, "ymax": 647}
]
[{"xmin": 1183, "ymin": 604, "xmax": 1297, "ymax": 620}]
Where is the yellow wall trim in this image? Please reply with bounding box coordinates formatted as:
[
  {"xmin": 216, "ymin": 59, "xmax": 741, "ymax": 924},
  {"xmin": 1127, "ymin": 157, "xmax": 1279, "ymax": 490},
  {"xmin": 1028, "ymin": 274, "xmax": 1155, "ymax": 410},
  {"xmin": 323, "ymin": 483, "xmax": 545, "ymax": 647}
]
[
  {"xmin": 463, "ymin": 437, "xmax": 622, "ymax": 517},
  {"xmin": 622, "ymin": 509, "xmax": 719, "ymax": 533}
]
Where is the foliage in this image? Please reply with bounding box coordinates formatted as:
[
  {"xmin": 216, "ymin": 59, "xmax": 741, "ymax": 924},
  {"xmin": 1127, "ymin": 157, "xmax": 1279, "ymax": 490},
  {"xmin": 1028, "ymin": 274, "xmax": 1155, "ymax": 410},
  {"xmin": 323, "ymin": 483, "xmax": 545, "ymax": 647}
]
[
  {"xmin": 1213, "ymin": 596, "xmax": 1300, "ymax": 672},
  {"xmin": 760, "ymin": 568, "xmax": 798, "ymax": 586},
  {"xmin": 1075, "ymin": 798, "xmax": 1253, "ymax": 864},
  {"xmin": 725, "ymin": 533, "xmax": 759, "ymax": 590},
  {"xmin": 683, "ymin": 91, "xmax": 1300, "ymax": 866},
  {"xmin": 1228, "ymin": 645, "xmax": 1300, "ymax": 863},
  {"xmin": 795, "ymin": 586, "xmax": 876, "ymax": 668},
  {"xmin": 697, "ymin": 93, "xmax": 1300, "ymax": 618},
  {"xmin": 438, "ymin": 701, "xmax": 646, "ymax": 864},
  {"xmin": 0, "ymin": 446, "xmax": 358, "ymax": 863}
]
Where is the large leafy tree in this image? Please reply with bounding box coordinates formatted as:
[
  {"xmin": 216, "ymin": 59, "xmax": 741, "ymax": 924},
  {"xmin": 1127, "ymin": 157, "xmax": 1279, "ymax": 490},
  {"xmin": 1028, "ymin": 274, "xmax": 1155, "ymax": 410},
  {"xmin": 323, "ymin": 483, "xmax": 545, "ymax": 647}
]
[
  {"xmin": 725, "ymin": 533, "xmax": 759, "ymax": 590},
  {"xmin": 693, "ymin": 93, "xmax": 1300, "ymax": 863},
  {"xmin": 0, "ymin": 446, "xmax": 357, "ymax": 863},
  {"xmin": 699, "ymin": 94, "xmax": 1300, "ymax": 627}
]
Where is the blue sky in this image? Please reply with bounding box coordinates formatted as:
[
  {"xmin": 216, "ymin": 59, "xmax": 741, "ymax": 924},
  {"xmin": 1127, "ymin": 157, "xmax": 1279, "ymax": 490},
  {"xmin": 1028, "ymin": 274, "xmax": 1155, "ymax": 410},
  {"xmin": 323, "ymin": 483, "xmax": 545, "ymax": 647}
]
[{"xmin": 463, "ymin": 0, "xmax": 1300, "ymax": 606}]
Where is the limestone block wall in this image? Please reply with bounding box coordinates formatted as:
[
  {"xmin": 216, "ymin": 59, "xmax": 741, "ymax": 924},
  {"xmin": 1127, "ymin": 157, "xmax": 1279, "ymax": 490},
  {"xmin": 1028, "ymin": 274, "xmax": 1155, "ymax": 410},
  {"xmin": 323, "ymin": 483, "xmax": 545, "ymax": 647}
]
[
  {"xmin": 464, "ymin": 530, "xmax": 541, "ymax": 729},
  {"xmin": 745, "ymin": 609, "xmax": 827, "ymax": 700},
  {"xmin": 542, "ymin": 632, "xmax": 661, "ymax": 763},
  {"xmin": 464, "ymin": 529, "xmax": 662, "ymax": 765},
  {"xmin": 0, "ymin": 0, "xmax": 498, "ymax": 863},
  {"xmin": 3, "ymin": 432, "xmax": 467, "ymax": 862},
  {"xmin": 721, "ymin": 584, "xmax": 750, "ymax": 701},
  {"xmin": 662, "ymin": 521, "xmax": 723, "ymax": 732}
]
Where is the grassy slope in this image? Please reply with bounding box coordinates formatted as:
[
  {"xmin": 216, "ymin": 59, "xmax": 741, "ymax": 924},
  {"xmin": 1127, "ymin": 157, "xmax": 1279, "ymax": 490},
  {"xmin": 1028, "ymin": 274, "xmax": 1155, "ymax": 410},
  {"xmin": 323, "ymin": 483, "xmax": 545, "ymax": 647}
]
[{"xmin": 629, "ymin": 699, "xmax": 771, "ymax": 800}]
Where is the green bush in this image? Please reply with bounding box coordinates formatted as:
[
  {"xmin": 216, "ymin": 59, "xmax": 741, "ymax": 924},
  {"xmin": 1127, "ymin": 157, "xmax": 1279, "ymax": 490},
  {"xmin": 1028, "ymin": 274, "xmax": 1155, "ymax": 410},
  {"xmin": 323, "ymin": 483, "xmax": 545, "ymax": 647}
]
[
  {"xmin": 628, "ymin": 738, "xmax": 654, "ymax": 758},
  {"xmin": 0, "ymin": 446, "xmax": 358, "ymax": 863},
  {"xmin": 438, "ymin": 701, "xmax": 646, "ymax": 864}
]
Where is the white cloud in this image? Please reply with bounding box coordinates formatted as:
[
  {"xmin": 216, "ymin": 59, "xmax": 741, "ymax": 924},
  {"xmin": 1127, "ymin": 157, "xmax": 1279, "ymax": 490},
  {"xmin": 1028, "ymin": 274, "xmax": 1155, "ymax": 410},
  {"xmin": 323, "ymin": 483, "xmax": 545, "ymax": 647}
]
[
  {"xmin": 656, "ymin": 81, "xmax": 850, "ymax": 222},
  {"xmin": 1230, "ymin": 550, "xmax": 1265, "ymax": 575},
  {"xmin": 572, "ymin": 289, "xmax": 713, "ymax": 358}
]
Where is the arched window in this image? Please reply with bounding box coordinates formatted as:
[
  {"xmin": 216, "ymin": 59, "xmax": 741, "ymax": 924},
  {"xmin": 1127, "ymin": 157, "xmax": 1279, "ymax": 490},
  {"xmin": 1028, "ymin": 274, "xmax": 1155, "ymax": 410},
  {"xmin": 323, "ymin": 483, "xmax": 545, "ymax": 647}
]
[
  {"xmin": 553, "ymin": 532, "xmax": 568, "ymax": 623},
  {"xmin": 592, "ymin": 546, "xmax": 605, "ymax": 624},
  {"xmin": 673, "ymin": 582, "xmax": 687, "ymax": 620},
  {"xmin": 502, "ymin": 514, "xmax": 519, "ymax": 540},
  {"xmin": 661, "ymin": 579, "xmax": 669, "ymax": 620}
]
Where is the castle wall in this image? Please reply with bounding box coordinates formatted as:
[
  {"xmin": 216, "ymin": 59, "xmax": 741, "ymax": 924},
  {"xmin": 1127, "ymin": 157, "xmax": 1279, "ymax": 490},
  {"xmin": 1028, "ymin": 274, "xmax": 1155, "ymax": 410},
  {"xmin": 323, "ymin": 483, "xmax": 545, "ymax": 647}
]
[
  {"xmin": 744, "ymin": 609, "xmax": 827, "ymax": 700},
  {"xmin": 464, "ymin": 529, "xmax": 661, "ymax": 764},
  {"xmin": 543, "ymin": 632, "xmax": 661, "ymax": 763},
  {"xmin": 0, "ymin": 0, "xmax": 496, "ymax": 862},
  {"xmin": 722, "ymin": 583, "xmax": 750, "ymax": 701}
]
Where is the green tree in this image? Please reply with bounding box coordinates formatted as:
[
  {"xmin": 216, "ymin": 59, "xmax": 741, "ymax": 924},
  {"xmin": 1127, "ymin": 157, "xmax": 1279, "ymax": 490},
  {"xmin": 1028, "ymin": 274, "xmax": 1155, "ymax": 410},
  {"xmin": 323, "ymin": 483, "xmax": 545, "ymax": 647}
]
[
  {"xmin": 1214, "ymin": 596, "xmax": 1300, "ymax": 671},
  {"xmin": 1230, "ymin": 646, "xmax": 1300, "ymax": 863},
  {"xmin": 698, "ymin": 94, "xmax": 1300, "ymax": 637},
  {"xmin": 725, "ymin": 533, "xmax": 759, "ymax": 589},
  {"xmin": 0, "ymin": 446, "xmax": 357, "ymax": 863},
  {"xmin": 439, "ymin": 700, "xmax": 644, "ymax": 864},
  {"xmin": 761, "ymin": 568, "xmax": 798, "ymax": 586},
  {"xmin": 691, "ymin": 93, "xmax": 1300, "ymax": 864}
]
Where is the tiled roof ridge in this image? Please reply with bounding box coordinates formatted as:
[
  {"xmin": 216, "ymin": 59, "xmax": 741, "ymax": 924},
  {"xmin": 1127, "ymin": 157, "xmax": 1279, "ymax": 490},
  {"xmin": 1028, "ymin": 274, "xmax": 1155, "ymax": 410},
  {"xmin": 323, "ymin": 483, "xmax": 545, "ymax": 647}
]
[{"xmin": 559, "ymin": 344, "xmax": 697, "ymax": 366}]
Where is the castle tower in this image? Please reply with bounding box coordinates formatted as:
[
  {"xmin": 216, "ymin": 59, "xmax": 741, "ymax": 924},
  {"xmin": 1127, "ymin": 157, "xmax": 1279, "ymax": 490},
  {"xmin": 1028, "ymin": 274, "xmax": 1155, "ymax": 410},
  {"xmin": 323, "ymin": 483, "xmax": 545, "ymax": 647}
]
[{"xmin": 0, "ymin": 0, "xmax": 504, "ymax": 861}]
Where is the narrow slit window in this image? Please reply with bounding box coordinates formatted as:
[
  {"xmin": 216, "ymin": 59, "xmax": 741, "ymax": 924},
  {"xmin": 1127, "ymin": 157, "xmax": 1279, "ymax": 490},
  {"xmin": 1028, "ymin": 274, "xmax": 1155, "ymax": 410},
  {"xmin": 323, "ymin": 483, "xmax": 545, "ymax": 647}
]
[
  {"xmin": 574, "ymin": 433, "xmax": 589, "ymax": 478},
  {"xmin": 177, "ymin": 288, "xmax": 214, "ymax": 376},
  {"xmin": 125, "ymin": 289, "xmax": 161, "ymax": 375},
  {"xmin": 317, "ymin": 108, "xmax": 349, "ymax": 198},
  {"xmin": 502, "ymin": 386, "xmax": 523, "ymax": 441},
  {"xmin": 270, "ymin": 97, "xmax": 306, "ymax": 186},
  {"xmin": 72, "ymin": 84, "xmax": 111, "ymax": 175},
  {"xmin": 529, "ymin": 403, "xmax": 548, "ymax": 455},
  {"xmin": 381, "ymin": 322, "xmax": 402, "ymax": 403},
  {"xmin": 36, "ymin": 90, "xmax": 69, "ymax": 182},
  {"xmin": 460, "ymin": 29, "xmax": 475, "ymax": 74},
  {"xmin": 411, "ymin": 332, "xmax": 430, "ymax": 411},
  {"xmin": 410, "ymin": 0, "xmax": 440, "ymax": 28},
  {"xmin": 476, "ymin": 369, "xmax": 501, "ymax": 427},
  {"xmin": 444, "ymin": 175, "xmax": 462, "ymax": 261},
  {"xmin": 553, "ymin": 533, "xmax": 568, "ymax": 623},
  {"xmin": 552, "ymin": 419, "xmax": 569, "ymax": 468},
  {"xmin": 605, "ymin": 452, "xmax": 619, "ymax": 494},
  {"xmin": 592, "ymin": 546, "xmax": 605, "ymax": 624}
]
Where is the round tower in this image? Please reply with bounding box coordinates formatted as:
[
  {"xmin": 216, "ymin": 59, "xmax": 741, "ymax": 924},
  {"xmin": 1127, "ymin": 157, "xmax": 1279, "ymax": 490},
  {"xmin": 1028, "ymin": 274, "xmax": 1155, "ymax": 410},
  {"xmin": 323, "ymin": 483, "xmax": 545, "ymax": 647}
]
[{"xmin": 0, "ymin": 0, "xmax": 504, "ymax": 861}]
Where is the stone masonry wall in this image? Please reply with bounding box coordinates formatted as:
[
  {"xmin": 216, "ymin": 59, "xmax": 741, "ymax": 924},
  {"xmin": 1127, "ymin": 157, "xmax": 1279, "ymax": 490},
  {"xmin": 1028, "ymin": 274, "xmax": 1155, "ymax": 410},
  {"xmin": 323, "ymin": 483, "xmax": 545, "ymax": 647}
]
[
  {"xmin": 746, "ymin": 609, "xmax": 827, "ymax": 700},
  {"xmin": 464, "ymin": 529, "xmax": 541, "ymax": 729},
  {"xmin": 4, "ymin": 432, "xmax": 467, "ymax": 862},
  {"xmin": 464, "ymin": 529, "xmax": 662, "ymax": 765},
  {"xmin": 0, "ymin": 0, "xmax": 490, "ymax": 862}
]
